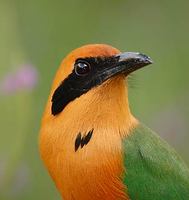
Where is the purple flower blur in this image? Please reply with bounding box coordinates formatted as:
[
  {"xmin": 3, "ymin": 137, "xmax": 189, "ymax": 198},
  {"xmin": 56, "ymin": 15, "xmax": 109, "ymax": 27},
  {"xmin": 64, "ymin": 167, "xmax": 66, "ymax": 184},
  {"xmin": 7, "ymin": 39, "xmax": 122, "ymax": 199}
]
[{"xmin": 0, "ymin": 64, "xmax": 38, "ymax": 95}]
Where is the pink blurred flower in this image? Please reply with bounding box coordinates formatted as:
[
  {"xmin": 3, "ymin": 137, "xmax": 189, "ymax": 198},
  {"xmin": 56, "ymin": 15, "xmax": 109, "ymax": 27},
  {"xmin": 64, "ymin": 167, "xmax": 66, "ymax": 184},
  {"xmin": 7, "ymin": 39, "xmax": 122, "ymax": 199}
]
[{"xmin": 0, "ymin": 64, "xmax": 38, "ymax": 95}]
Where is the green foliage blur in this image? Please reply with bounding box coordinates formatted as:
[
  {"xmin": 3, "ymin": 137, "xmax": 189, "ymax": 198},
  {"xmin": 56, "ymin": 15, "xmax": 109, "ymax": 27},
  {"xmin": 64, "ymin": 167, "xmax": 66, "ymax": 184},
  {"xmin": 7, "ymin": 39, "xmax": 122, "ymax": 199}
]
[{"xmin": 0, "ymin": 0, "xmax": 189, "ymax": 199}]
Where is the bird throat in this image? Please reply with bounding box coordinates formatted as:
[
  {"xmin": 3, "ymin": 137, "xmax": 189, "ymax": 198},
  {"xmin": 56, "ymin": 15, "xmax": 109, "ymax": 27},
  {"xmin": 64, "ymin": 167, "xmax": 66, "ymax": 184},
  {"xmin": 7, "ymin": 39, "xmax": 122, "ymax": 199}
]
[{"xmin": 40, "ymin": 77, "xmax": 137, "ymax": 200}]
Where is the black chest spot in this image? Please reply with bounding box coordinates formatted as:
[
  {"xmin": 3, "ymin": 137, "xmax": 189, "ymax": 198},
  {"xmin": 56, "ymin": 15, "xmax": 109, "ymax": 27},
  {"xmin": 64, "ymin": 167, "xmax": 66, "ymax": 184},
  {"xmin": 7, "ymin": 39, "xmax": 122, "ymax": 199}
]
[{"xmin": 75, "ymin": 129, "xmax": 94, "ymax": 152}]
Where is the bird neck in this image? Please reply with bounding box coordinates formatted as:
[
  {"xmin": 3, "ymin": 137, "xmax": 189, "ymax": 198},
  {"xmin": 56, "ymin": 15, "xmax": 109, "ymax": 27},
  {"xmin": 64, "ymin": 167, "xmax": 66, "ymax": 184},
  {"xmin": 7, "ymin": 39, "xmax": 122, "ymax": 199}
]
[
  {"xmin": 42, "ymin": 76, "xmax": 137, "ymax": 136},
  {"xmin": 58, "ymin": 76, "xmax": 138, "ymax": 136}
]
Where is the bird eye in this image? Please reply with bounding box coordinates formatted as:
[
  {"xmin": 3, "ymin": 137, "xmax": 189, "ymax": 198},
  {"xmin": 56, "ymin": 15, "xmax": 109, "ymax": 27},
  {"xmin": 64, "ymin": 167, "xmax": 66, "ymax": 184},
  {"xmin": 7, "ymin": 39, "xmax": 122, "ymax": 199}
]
[{"xmin": 74, "ymin": 60, "xmax": 91, "ymax": 76}]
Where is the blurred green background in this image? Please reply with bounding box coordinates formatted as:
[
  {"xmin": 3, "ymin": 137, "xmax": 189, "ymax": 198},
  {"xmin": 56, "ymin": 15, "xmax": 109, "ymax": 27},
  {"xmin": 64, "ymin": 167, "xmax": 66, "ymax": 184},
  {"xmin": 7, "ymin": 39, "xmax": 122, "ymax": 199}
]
[{"xmin": 0, "ymin": 0, "xmax": 189, "ymax": 199}]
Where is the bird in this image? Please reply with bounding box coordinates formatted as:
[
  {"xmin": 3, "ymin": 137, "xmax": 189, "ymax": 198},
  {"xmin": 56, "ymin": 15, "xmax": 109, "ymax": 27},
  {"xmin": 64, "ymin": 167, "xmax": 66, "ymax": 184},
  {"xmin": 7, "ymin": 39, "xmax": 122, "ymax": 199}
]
[{"xmin": 39, "ymin": 44, "xmax": 189, "ymax": 200}]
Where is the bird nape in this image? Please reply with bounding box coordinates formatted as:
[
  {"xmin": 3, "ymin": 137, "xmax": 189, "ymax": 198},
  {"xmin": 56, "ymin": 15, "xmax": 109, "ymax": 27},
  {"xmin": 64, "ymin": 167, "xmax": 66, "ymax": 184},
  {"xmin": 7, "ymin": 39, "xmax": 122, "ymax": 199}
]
[{"xmin": 39, "ymin": 44, "xmax": 189, "ymax": 200}]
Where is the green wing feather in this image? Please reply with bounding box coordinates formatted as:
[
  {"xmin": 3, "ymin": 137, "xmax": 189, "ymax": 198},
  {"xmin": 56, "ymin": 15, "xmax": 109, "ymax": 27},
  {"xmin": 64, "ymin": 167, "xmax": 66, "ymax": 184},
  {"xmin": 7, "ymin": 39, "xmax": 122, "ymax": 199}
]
[{"xmin": 123, "ymin": 123, "xmax": 189, "ymax": 200}]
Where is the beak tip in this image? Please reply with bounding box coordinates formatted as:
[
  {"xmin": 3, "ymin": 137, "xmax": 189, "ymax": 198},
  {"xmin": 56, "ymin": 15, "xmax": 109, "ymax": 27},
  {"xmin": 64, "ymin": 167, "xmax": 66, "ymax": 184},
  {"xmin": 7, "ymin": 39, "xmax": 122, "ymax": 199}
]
[{"xmin": 138, "ymin": 53, "xmax": 153, "ymax": 65}]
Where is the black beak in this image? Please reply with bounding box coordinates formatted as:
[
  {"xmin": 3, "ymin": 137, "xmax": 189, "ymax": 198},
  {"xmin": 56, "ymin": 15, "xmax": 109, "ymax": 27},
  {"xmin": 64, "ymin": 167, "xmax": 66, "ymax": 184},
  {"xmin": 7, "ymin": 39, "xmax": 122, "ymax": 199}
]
[{"xmin": 111, "ymin": 52, "xmax": 153, "ymax": 76}]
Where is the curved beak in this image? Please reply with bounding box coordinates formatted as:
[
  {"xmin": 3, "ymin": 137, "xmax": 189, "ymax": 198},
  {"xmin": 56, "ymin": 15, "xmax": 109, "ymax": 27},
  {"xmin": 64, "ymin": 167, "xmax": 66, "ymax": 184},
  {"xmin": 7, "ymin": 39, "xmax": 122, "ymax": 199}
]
[
  {"xmin": 114, "ymin": 52, "xmax": 153, "ymax": 75},
  {"xmin": 95, "ymin": 52, "xmax": 153, "ymax": 83}
]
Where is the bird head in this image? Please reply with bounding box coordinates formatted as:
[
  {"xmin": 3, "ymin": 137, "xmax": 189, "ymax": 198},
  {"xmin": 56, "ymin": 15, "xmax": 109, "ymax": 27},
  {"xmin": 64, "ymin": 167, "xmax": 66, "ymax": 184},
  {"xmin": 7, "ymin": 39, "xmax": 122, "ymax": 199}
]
[{"xmin": 49, "ymin": 44, "xmax": 152, "ymax": 116}]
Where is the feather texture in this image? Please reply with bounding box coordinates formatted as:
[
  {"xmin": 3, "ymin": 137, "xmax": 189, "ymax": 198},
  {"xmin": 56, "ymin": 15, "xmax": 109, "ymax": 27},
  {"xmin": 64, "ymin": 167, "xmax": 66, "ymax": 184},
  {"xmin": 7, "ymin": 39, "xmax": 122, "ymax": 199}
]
[{"xmin": 123, "ymin": 123, "xmax": 189, "ymax": 199}]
